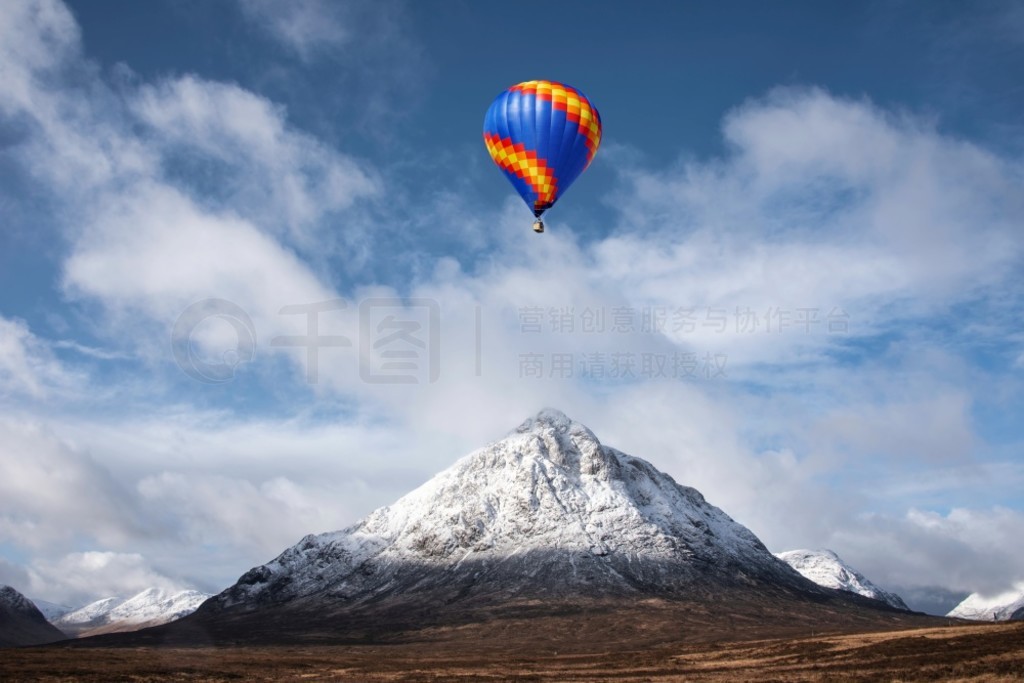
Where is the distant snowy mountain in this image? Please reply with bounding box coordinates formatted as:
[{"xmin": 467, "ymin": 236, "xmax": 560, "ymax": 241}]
[
  {"xmin": 948, "ymin": 582, "xmax": 1024, "ymax": 621},
  {"xmin": 56, "ymin": 596, "xmax": 123, "ymax": 626},
  {"xmin": 0, "ymin": 585, "xmax": 66, "ymax": 647},
  {"xmin": 775, "ymin": 549, "xmax": 909, "ymax": 610},
  {"xmin": 30, "ymin": 598, "xmax": 74, "ymax": 622},
  {"xmin": 55, "ymin": 588, "xmax": 210, "ymax": 637}
]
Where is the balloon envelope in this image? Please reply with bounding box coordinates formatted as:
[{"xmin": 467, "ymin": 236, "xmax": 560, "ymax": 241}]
[{"xmin": 483, "ymin": 80, "xmax": 602, "ymax": 217}]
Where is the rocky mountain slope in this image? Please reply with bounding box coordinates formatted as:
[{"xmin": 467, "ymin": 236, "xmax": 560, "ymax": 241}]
[{"xmin": 0, "ymin": 585, "xmax": 66, "ymax": 647}]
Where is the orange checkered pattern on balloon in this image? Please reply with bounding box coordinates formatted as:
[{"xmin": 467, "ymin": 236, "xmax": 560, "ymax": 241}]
[
  {"xmin": 484, "ymin": 132, "xmax": 558, "ymax": 212},
  {"xmin": 510, "ymin": 80, "xmax": 602, "ymax": 166}
]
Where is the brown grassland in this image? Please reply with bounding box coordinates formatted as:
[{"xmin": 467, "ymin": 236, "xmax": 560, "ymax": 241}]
[{"xmin": 1, "ymin": 621, "xmax": 1021, "ymax": 682}]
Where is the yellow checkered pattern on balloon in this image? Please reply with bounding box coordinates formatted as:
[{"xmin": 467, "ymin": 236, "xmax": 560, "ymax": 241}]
[{"xmin": 484, "ymin": 133, "xmax": 558, "ymax": 211}]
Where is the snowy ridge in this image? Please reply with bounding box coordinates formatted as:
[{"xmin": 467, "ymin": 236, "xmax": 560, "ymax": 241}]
[
  {"xmin": 948, "ymin": 582, "xmax": 1024, "ymax": 621},
  {"xmin": 107, "ymin": 588, "xmax": 209, "ymax": 624},
  {"xmin": 30, "ymin": 598, "xmax": 74, "ymax": 622},
  {"xmin": 775, "ymin": 549, "xmax": 908, "ymax": 610},
  {"xmin": 209, "ymin": 409, "xmax": 808, "ymax": 611},
  {"xmin": 55, "ymin": 588, "xmax": 210, "ymax": 636},
  {"xmin": 56, "ymin": 596, "xmax": 123, "ymax": 625}
]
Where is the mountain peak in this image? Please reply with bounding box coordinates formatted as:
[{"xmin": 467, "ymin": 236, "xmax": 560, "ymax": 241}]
[
  {"xmin": 500, "ymin": 407, "xmax": 611, "ymax": 478},
  {"xmin": 515, "ymin": 407, "xmax": 581, "ymax": 432},
  {"xmin": 206, "ymin": 410, "xmax": 807, "ymax": 613},
  {"xmin": 948, "ymin": 582, "xmax": 1024, "ymax": 621},
  {"xmin": 0, "ymin": 585, "xmax": 66, "ymax": 647},
  {"xmin": 0, "ymin": 585, "xmax": 35, "ymax": 613}
]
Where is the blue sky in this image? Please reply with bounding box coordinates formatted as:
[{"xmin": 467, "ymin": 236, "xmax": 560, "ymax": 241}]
[{"xmin": 1, "ymin": 0, "xmax": 1022, "ymax": 615}]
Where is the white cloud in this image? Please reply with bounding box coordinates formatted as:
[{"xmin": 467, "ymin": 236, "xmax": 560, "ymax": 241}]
[
  {"xmin": 810, "ymin": 392, "xmax": 975, "ymax": 464},
  {"xmin": 51, "ymin": 339, "xmax": 133, "ymax": 361},
  {"xmin": 0, "ymin": 0, "xmax": 79, "ymax": 110},
  {"xmin": 136, "ymin": 473, "xmax": 358, "ymax": 557},
  {"xmin": 62, "ymin": 181, "xmax": 338, "ymax": 341},
  {"xmin": 1, "ymin": 0, "xmax": 380, "ymax": 379},
  {"xmin": 833, "ymin": 507, "xmax": 1024, "ymax": 596},
  {"xmin": 0, "ymin": 1, "xmax": 155, "ymax": 198},
  {"xmin": 237, "ymin": 0, "xmax": 351, "ymax": 62},
  {"xmin": 131, "ymin": 75, "xmax": 378, "ymax": 245},
  {"xmin": 1, "ymin": 408, "xmax": 442, "ymax": 591},
  {"xmin": 0, "ymin": 408, "xmax": 434, "ymax": 601},
  {"xmin": 26, "ymin": 552, "xmax": 188, "ymax": 606},
  {"xmin": 0, "ymin": 419, "xmax": 144, "ymax": 548},
  {"xmin": 604, "ymin": 88, "xmax": 1023, "ymax": 365},
  {"xmin": 234, "ymin": 0, "xmax": 422, "ymax": 76},
  {"xmin": 59, "ymin": 181, "xmax": 353, "ymax": 388},
  {"xmin": 0, "ymin": 316, "xmax": 80, "ymax": 399},
  {"xmin": 234, "ymin": 0, "xmax": 429, "ymax": 133},
  {"xmin": 0, "ymin": 558, "xmax": 31, "ymax": 592}
]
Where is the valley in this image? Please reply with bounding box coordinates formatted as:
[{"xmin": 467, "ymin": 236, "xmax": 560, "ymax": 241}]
[{"xmin": 3, "ymin": 621, "xmax": 1021, "ymax": 682}]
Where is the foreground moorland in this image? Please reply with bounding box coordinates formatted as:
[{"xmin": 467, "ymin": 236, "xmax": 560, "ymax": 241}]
[{"xmin": 2, "ymin": 621, "xmax": 1021, "ymax": 682}]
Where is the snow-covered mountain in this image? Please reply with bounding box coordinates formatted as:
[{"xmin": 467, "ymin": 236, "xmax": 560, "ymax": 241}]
[
  {"xmin": 94, "ymin": 410, "xmax": 936, "ymax": 646},
  {"xmin": 0, "ymin": 585, "xmax": 66, "ymax": 647},
  {"xmin": 30, "ymin": 598, "xmax": 74, "ymax": 622},
  {"xmin": 56, "ymin": 596, "xmax": 123, "ymax": 626},
  {"xmin": 55, "ymin": 588, "xmax": 210, "ymax": 637},
  {"xmin": 948, "ymin": 582, "xmax": 1024, "ymax": 621},
  {"xmin": 775, "ymin": 549, "xmax": 909, "ymax": 610},
  {"xmin": 205, "ymin": 409, "xmax": 811, "ymax": 616}
]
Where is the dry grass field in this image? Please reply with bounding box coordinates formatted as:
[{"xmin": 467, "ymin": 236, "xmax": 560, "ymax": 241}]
[{"xmin": 2, "ymin": 621, "xmax": 1021, "ymax": 682}]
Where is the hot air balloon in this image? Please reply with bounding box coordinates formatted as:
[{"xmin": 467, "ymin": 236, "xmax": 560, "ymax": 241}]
[{"xmin": 483, "ymin": 80, "xmax": 602, "ymax": 233}]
